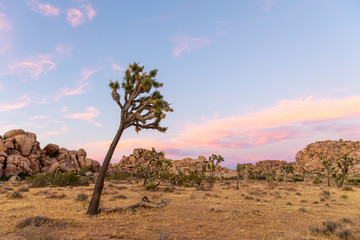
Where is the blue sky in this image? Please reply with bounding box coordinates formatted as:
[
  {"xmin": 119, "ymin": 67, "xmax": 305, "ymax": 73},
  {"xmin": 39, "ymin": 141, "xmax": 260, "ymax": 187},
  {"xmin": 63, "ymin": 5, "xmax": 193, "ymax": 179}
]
[{"xmin": 1, "ymin": 0, "xmax": 360, "ymax": 168}]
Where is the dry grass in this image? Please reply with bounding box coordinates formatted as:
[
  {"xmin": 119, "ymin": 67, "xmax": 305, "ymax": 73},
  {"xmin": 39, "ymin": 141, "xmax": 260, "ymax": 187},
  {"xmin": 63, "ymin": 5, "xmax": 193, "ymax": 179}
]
[{"xmin": 0, "ymin": 180, "xmax": 359, "ymax": 239}]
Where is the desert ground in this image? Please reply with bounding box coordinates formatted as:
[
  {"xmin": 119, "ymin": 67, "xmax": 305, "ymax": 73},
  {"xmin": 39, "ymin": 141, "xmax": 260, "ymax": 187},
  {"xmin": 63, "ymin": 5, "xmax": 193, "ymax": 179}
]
[{"xmin": 0, "ymin": 179, "xmax": 359, "ymax": 240}]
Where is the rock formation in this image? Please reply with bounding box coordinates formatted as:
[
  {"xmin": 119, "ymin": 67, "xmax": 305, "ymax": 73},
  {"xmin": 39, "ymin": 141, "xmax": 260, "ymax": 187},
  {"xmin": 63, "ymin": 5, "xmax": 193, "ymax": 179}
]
[
  {"xmin": 295, "ymin": 139, "xmax": 360, "ymax": 176},
  {"xmin": 0, "ymin": 129, "xmax": 100, "ymax": 178},
  {"xmin": 108, "ymin": 148, "xmax": 237, "ymax": 178}
]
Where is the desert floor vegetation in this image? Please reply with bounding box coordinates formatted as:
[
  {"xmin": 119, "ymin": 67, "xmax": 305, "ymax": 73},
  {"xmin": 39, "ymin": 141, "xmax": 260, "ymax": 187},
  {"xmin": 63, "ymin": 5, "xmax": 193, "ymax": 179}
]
[{"xmin": 0, "ymin": 179, "xmax": 359, "ymax": 239}]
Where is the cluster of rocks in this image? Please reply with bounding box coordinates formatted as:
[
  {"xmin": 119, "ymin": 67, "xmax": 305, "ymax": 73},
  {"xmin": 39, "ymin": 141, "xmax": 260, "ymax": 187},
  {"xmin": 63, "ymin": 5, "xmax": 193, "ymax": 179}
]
[
  {"xmin": 108, "ymin": 148, "xmax": 237, "ymax": 178},
  {"xmin": 0, "ymin": 129, "xmax": 100, "ymax": 178},
  {"xmin": 295, "ymin": 139, "xmax": 360, "ymax": 176}
]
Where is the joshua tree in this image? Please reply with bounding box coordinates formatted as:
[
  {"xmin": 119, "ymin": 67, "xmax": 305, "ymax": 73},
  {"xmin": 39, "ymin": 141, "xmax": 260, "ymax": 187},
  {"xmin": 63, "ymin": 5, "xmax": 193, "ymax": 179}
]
[
  {"xmin": 86, "ymin": 63, "xmax": 173, "ymax": 215},
  {"xmin": 321, "ymin": 155, "xmax": 333, "ymax": 187},
  {"xmin": 143, "ymin": 148, "xmax": 164, "ymax": 186},
  {"xmin": 154, "ymin": 158, "xmax": 172, "ymax": 180},
  {"xmin": 236, "ymin": 163, "xmax": 246, "ymax": 190},
  {"xmin": 332, "ymin": 154, "xmax": 354, "ymax": 188},
  {"xmin": 282, "ymin": 163, "xmax": 295, "ymax": 183},
  {"xmin": 207, "ymin": 154, "xmax": 224, "ymax": 186}
]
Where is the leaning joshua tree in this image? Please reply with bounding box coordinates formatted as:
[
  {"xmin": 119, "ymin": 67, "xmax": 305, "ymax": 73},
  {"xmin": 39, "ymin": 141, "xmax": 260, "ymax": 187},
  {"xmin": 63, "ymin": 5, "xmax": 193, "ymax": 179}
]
[{"xmin": 86, "ymin": 62, "xmax": 173, "ymax": 215}]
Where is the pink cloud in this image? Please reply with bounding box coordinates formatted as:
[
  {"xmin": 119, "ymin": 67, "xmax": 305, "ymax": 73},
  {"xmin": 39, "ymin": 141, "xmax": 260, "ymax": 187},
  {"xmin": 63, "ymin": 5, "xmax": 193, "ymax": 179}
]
[
  {"xmin": 66, "ymin": 4, "xmax": 96, "ymax": 27},
  {"xmin": 172, "ymin": 35, "xmax": 210, "ymax": 57},
  {"xmin": 0, "ymin": 13, "xmax": 11, "ymax": 31},
  {"xmin": 7, "ymin": 54, "xmax": 56, "ymax": 79},
  {"xmin": 64, "ymin": 107, "xmax": 101, "ymax": 127},
  {"xmin": 263, "ymin": 0, "xmax": 281, "ymax": 12},
  {"xmin": 81, "ymin": 68, "xmax": 99, "ymax": 82},
  {"xmin": 0, "ymin": 95, "xmax": 33, "ymax": 112},
  {"xmin": 26, "ymin": 0, "xmax": 60, "ymax": 17},
  {"xmin": 56, "ymin": 44, "xmax": 73, "ymax": 58},
  {"xmin": 111, "ymin": 63, "xmax": 124, "ymax": 72}
]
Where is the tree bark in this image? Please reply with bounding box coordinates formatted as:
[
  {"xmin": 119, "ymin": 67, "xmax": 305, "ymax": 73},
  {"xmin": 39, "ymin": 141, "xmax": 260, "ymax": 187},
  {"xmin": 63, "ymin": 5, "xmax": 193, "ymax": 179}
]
[
  {"xmin": 86, "ymin": 125, "xmax": 125, "ymax": 215},
  {"xmin": 236, "ymin": 174, "xmax": 239, "ymax": 190}
]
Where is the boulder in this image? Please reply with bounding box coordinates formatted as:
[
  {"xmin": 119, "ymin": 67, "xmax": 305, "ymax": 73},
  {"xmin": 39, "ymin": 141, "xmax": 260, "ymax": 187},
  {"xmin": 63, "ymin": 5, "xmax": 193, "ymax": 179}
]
[
  {"xmin": 0, "ymin": 142, "xmax": 4, "ymax": 152},
  {"xmin": 49, "ymin": 162, "xmax": 60, "ymax": 172},
  {"xmin": 77, "ymin": 149, "xmax": 87, "ymax": 158},
  {"xmin": 3, "ymin": 129, "xmax": 25, "ymax": 140},
  {"xmin": 0, "ymin": 163, "xmax": 4, "ymax": 178},
  {"xmin": 44, "ymin": 144, "xmax": 59, "ymax": 157},
  {"xmin": 84, "ymin": 158, "xmax": 93, "ymax": 170},
  {"xmin": 78, "ymin": 156, "xmax": 86, "ymax": 169},
  {"xmin": 4, "ymin": 164, "xmax": 18, "ymax": 176},
  {"xmin": 60, "ymin": 162, "xmax": 75, "ymax": 172},
  {"xmin": 4, "ymin": 141, "xmax": 14, "ymax": 149},
  {"xmin": 91, "ymin": 159, "xmax": 100, "ymax": 172},
  {"xmin": 14, "ymin": 133, "xmax": 36, "ymax": 156}
]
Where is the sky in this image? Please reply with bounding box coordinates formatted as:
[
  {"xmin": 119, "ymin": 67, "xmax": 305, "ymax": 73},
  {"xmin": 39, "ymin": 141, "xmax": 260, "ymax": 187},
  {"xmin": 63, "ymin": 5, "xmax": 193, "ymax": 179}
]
[{"xmin": 1, "ymin": 0, "xmax": 360, "ymax": 169}]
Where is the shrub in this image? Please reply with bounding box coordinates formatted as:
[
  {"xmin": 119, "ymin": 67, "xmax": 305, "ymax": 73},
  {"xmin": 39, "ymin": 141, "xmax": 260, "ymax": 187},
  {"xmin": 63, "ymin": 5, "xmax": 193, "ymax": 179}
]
[
  {"xmin": 78, "ymin": 168, "xmax": 88, "ymax": 176},
  {"xmin": 347, "ymin": 178, "xmax": 360, "ymax": 185},
  {"xmin": 291, "ymin": 176, "xmax": 304, "ymax": 182},
  {"xmin": 343, "ymin": 186, "xmax": 353, "ymax": 191},
  {"xmin": 145, "ymin": 182, "xmax": 158, "ymax": 190},
  {"xmin": 76, "ymin": 193, "xmax": 88, "ymax": 202},
  {"xmin": 7, "ymin": 191, "xmax": 23, "ymax": 199},
  {"xmin": 51, "ymin": 172, "xmax": 88, "ymax": 187},
  {"xmin": 28, "ymin": 174, "xmax": 50, "ymax": 188},
  {"xmin": 18, "ymin": 187, "xmax": 29, "ymax": 192},
  {"xmin": 341, "ymin": 194, "xmax": 348, "ymax": 199},
  {"xmin": 312, "ymin": 178, "xmax": 322, "ymax": 184},
  {"xmin": 322, "ymin": 221, "xmax": 339, "ymax": 234},
  {"xmin": 337, "ymin": 229, "xmax": 353, "ymax": 239},
  {"xmin": 107, "ymin": 171, "xmax": 131, "ymax": 180}
]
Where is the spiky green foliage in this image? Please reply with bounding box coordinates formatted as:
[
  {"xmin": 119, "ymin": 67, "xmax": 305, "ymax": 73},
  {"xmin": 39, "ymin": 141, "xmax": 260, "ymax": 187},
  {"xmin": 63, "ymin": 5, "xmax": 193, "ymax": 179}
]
[
  {"xmin": 109, "ymin": 62, "xmax": 173, "ymax": 133},
  {"xmin": 142, "ymin": 147, "xmax": 165, "ymax": 186},
  {"xmin": 282, "ymin": 163, "xmax": 295, "ymax": 183},
  {"xmin": 207, "ymin": 154, "xmax": 224, "ymax": 186},
  {"xmin": 332, "ymin": 154, "xmax": 354, "ymax": 188}
]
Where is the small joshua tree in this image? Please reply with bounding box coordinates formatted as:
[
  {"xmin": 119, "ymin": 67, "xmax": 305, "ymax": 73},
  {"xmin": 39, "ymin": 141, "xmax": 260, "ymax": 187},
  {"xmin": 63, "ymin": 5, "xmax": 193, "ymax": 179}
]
[
  {"xmin": 332, "ymin": 154, "xmax": 354, "ymax": 188},
  {"xmin": 282, "ymin": 163, "xmax": 295, "ymax": 183},
  {"xmin": 321, "ymin": 155, "xmax": 333, "ymax": 187},
  {"xmin": 87, "ymin": 63, "xmax": 173, "ymax": 215},
  {"xmin": 236, "ymin": 163, "xmax": 246, "ymax": 190},
  {"xmin": 143, "ymin": 148, "xmax": 164, "ymax": 186},
  {"xmin": 207, "ymin": 154, "xmax": 224, "ymax": 186},
  {"xmin": 154, "ymin": 158, "xmax": 172, "ymax": 180}
]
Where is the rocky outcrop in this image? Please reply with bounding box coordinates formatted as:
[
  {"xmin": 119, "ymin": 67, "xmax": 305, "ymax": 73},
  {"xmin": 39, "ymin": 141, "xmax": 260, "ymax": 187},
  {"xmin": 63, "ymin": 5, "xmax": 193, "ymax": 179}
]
[
  {"xmin": 295, "ymin": 139, "xmax": 360, "ymax": 176},
  {"xmin": 108, "ymin": 148, "xmax": 238, "ymax": 178},
  {"xmin": 0, "ymin": 129, "xmax": 100, "ymax": 178}
]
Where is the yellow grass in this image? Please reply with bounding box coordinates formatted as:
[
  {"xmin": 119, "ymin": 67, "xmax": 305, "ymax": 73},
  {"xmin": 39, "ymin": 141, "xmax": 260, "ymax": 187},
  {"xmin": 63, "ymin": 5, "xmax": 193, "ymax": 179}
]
[{"xmin": 0, "ymin": 180, "xmax": 359, "ymax": 239}]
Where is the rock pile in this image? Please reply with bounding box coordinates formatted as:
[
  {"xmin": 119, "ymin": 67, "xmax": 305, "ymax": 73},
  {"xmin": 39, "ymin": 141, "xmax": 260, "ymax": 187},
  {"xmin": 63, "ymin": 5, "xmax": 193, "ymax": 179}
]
[
  {"xmin": 295, "ymin": 139, "xmax": 360, "ymax": 175},
  {"xmin": 0, "ymin": 129, "xmax": 100, "ymax": 178},
  {"xmin": 109, "ymin": 148, "xmax": 237, "ymax": 178}
]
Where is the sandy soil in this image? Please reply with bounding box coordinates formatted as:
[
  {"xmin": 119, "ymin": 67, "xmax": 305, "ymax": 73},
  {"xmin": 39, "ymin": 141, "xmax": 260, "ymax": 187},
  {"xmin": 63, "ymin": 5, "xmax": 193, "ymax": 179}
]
[{"xmin": 0, "ymin": 179, "xmax": 359, "ymax": 240}]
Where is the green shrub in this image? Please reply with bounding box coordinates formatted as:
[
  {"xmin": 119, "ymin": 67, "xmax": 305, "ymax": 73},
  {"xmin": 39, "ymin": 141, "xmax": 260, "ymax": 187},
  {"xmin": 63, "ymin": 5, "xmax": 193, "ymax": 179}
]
[
  {"xmin": 145, "ymin": 182, "xmax": 158, "ymax": 190},
  {"xmin": 107, "ymin": 171, "xmax": 131, "ymax": 180},
  {"xmin": 76, "ymin": 193, "xmax": 88, "ymax": 202},
  {"xmin": 312, "ymin": 178, "xmax": 322, "ymax": 184},
  {"xmin": 7, "ymin": 191, "xmax": 23, "ymax": 199},
  {"xmin": 291, "ymin": 176, "xmax": 304, "ymax": 182},
  {"xmin": 277, "ymin": 177, "xmax": 284, "ymax": 182},
  {"xmin": 343, "ymin": 186, "xmax": 353, "ymax": 191},
  {"xmin": 347, "ymin": 178, "xmax": 360, "ymax": 185},
  {"xmin": 340, "ymin": 194, "xmax": 348, "ymax": 199},
  {"xmin": 78, "ymin": 168, "xmax": 88, "ymax": 176},
  {"xmin": 28, "ymin": 172, "xmax": 88, "ymax": 188}
]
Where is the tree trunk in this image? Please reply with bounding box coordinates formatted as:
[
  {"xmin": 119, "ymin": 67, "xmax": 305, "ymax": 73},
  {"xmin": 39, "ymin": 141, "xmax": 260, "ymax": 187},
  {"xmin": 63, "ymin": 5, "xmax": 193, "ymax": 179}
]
[
  {"xmin": 236, "ymin": 174, "xmax": 239, "ymax": 190},
  {"xmin": 285, "ymin": 174, "xmax": 288, "ymax": 183},
  {"xmin": 327, "ymin": 169, "xmax": 330, "ymax": 187},
  {"xmin": 87, "ymin": 125, "xmax": 125, "ymax": 215}
]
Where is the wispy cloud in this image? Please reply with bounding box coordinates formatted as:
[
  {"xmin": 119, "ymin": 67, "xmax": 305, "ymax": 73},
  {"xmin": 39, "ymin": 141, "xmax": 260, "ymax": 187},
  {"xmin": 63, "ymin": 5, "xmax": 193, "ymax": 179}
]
[
  {"xmin": 56, "ymin": 43, "xmax": 73, "ymax": 58},
  {"xmin": 172, "ymin": 35, "xmax": 210, "ymax": 57},
  {"xmin": 26, "ymin": 0, "xmax": 60, "ymax": 17},
  {"xmin": 66, "ymin": 4, "xmax": 96, "ymax": 27},
  {"xmin": 174, "ymin": 96, "xmax": 360, "ymax": 148},
  {"xmin": 54, "ymin": 82, "xmax": 89, "ymax": 101},
  {"xmin": 0, "ymin": 96, "xmax": 32, "ymax": 112},
  {"xmin": 263, "ymin": 0, "xmax": 281, "ymax": 12},
  {"xmin": 0, "ymin": 13, "xmax": 11, "ymax": 54},
  {"xmin": 7, "ymin": 54, "xmax": 56, "ymax": 79},
  {"xmin": 111, "ymin": 63, "xmax": 124, "ymax": 72},
  {"xmin": 81, "ymin": 68, "xmax": 99, "ymax": 83},
  {"xmin": 64, "ymin": 107, "xmax": 101, "ymax": 127},
  {"xmin": 37, "ymin": 126, "xmax": 69, "ymax": 139},
  {"xmin": 28, "ymin": 115, "xmax": 49, "ymax": 121}
]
